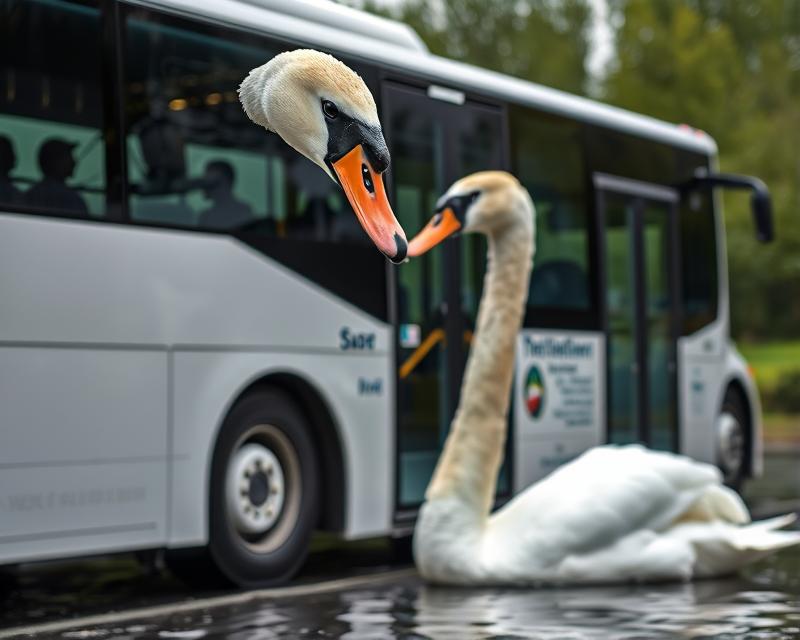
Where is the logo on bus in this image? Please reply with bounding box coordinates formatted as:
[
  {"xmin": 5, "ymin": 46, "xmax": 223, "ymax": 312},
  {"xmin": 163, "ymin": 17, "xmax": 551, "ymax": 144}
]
[
  {"xmin": 524, "ymin": 365, "xmax": 545, "ymax": 419},
  {"xmin": 340, "ymin": 327, "xmax": 376, "ymax": 351}
]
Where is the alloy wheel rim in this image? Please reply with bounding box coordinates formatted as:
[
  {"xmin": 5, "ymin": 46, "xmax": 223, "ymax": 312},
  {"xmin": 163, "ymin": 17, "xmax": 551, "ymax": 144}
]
[{"xmin": 225, "ymin": 424, "xmax": 302, "ymax": 553}]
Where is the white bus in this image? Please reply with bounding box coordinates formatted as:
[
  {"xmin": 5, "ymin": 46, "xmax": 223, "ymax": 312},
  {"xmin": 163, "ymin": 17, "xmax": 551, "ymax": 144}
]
[{"xmin": 0, "ymin": 0, "xmax": 773, "ymax": 586}]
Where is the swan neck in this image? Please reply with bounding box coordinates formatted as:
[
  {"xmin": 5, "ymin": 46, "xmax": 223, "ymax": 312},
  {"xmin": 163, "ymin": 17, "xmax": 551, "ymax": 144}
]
[{"xmin": 426, "ymin": 212, "xmax": 534, "ymax": 515}]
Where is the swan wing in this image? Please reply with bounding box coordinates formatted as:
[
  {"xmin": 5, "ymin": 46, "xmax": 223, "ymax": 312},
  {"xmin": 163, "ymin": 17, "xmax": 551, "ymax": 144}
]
[
  {"xmin": 484, "ymin": 444, "xmax": 736, "ymax": 578},
  {"xmin": 539, "ymin": 515, "xmax": 800, "ymax": 583}
]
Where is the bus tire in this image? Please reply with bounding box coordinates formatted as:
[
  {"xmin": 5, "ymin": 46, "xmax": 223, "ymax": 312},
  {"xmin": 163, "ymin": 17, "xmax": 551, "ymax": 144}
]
[
  {"xmin": 208, "ymin": 387, "xmax": 320, "ymax": 587},
  {"xmin": 717, "ymin": 387, "xmax": 748, "ymax": 492}
]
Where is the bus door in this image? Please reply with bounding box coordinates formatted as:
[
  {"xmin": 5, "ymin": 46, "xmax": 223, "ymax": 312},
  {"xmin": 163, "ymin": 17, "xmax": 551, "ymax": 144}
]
[
  {"xmin": 383, "ymin": 81, "xmax": 507, "ymax": 514},
  {"xmin": 594, "ymin": 174, "xmax": 681, "ymax": 452}
]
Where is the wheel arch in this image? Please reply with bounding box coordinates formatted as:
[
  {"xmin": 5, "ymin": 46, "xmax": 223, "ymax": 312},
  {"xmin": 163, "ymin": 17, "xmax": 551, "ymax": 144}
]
[{"xmin": 224, "ymin": 372, "xmax": 346, "ymax": 533}]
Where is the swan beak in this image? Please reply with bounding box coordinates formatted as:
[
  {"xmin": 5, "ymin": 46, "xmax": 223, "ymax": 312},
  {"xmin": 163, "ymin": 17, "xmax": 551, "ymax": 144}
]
[
  {"xmin": 407, "ymin": 207, "xmax": 461, "ymax": 257},
  {"xmin": 332, "ymin": 145, "xmax": 408, "ymax": 264}
]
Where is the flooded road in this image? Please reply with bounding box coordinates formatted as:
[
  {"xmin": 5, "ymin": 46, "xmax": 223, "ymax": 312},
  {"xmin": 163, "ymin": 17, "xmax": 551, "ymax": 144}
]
[{"xmin": 3, "ymin": 546, "xmax": 799, "ymax": 639}]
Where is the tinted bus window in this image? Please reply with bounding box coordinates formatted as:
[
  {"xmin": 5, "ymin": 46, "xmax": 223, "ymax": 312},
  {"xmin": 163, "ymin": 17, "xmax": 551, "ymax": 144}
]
[
  {"xmin": 679, "ymin": 191, "xmax": 718, "ymax": 334},
  {"xmin": 124, "ymin": 16, "xmax": 277, "ymax": 230},
  {"xmin": 674, "ymin": 150, "xmax": 718, "ymax": 334},
  {"xmin": 509, "ymin": 105, "xmax": 590, "ymax": 312},
  {"xmin": 123, "ymin": 10, "xmax": 387, "ymax": 319},
  {"xmin": 0, "ymin": 0, "xmax": 106, "ymax": 217},
  {"xmin": 585, "ymin": 125, "xmax": 675, "ymax": 186}
]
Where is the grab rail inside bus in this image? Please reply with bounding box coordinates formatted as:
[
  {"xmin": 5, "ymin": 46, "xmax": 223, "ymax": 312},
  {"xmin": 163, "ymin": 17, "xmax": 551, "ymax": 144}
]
[
  {"xmin": 399, "ymin": 329, "xmax": 473, "ymax": 379},
  {"xmin": 682, "ymin": 167, "xmax": 774, "ymax": 242}
]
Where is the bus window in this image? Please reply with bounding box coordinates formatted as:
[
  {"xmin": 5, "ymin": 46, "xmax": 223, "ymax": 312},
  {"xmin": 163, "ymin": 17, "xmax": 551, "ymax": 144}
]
[
  {"xmin": 124, "ymin": 16, "xmax": 275, "ymax": 229},
  {"xmin": 0, "ymin": 0, "xmax": 106, "ymax": 217},
  {"xmin": 585, "ymin": 125, "xmax": 675, "ymax": 186},
  {"xmin": 509, "ymin": 106, "xmax": 589, "ymax": 312}
]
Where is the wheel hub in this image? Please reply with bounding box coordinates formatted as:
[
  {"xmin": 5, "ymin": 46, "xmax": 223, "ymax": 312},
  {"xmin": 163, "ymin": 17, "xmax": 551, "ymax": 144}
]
[{"xmin": 226, "ymin": 443, "xmax": 285, "ymax": 535}]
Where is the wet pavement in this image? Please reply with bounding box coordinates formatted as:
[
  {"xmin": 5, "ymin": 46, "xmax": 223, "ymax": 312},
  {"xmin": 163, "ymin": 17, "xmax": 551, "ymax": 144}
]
[
  {"xmin": 0, "ymin": 452, "xmax": 798, "ymax": 639},
  {"xmin": 0, "ymin": 537, "xmax": 408, "ymax": 630},
  {"xmin": 2, "ymin": 547, "xmax": 800, "ymax": 639}
]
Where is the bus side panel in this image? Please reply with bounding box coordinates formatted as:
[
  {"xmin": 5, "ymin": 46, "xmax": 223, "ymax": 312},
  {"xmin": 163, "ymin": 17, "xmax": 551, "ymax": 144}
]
[
  {"xmin": 677, "ymin": 321, "xmax": 728, "ymax": 466},
  {"xmin": 170, "ymin": 351, "xmax": 393, "ymax": 547},
  {"xmin": 0, "ymin": 214, "xmax": 392, "ymax": 352},
  {"xmin": 0, "ymin": 348, "xmax": 168, "ymax": 564}
]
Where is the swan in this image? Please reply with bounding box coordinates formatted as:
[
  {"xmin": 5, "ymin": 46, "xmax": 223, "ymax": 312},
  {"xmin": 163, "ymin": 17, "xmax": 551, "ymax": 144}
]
[
  {"xmin": 407, "ymin": 170, "xmax": 800, "ymax": 585},
  {"xmin": 239, "ymin": 49, "xmax": 407, "ymax": 262}
]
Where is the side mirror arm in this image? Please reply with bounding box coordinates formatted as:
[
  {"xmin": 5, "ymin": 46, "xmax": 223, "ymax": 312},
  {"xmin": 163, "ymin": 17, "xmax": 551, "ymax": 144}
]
[{"xmin": 682, "ymin": 168, "xmax": 774, "ymax": 243}]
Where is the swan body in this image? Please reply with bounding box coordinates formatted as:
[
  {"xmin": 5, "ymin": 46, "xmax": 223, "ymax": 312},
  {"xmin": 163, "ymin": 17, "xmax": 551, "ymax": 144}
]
[
  {"xmin": 239, "ymin": 49, "xmax": 407, "ymax": 262},
  {"xmin": 408, "ymin": 171, "xmax": 800, "ymax": 586}
]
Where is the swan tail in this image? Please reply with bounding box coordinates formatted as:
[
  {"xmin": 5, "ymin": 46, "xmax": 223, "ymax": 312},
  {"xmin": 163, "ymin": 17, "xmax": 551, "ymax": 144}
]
[
  {"xmin": 671, "ymin": 516, "xmax": 800, "ymax": 578},
  {"xmin": 747, "ymin": 512, "xmax": 797, "ymax": 531}
]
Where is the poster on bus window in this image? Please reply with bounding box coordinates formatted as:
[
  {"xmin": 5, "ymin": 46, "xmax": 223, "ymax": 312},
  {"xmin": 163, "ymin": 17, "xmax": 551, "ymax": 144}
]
[{"xmin": 514, "ymin": 330, "xmax": 605, "ymax": 436}]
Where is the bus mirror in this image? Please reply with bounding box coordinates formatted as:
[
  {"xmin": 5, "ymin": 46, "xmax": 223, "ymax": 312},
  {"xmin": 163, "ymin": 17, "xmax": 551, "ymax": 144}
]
[
  {"xmin": 751, "ymin": 189, "xmax": 774, "ymax": 243},
  {"xmin": 684, "ymin": 168, "xmax": 774, "ymax": 243}
]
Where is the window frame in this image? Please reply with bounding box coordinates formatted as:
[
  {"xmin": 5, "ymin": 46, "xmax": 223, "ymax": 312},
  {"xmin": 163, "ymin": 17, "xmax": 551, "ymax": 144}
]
[{"xmin": 585, "ymin": 124, "xmax": 719, "ymax": 337}]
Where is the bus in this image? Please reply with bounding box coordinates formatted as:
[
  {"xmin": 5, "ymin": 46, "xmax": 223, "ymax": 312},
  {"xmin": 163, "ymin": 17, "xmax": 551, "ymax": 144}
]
[{"xmin": 0, "ymin": 0, "xmax": 773, "ymax": 587}]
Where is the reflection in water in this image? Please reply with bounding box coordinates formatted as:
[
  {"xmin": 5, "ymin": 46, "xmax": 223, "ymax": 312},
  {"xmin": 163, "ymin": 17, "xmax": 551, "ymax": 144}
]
[
  {"xmin": 410, "ymin": 579, "xmax": 800, "ymax": 639},
  {"xmin": 338, "ymin": 596, "xmax": 395, "ymax": 640}
]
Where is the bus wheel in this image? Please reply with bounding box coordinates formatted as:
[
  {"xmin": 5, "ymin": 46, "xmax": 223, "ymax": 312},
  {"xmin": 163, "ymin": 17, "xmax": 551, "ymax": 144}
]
[
  {"xmin": 208, "ymin": 387, "xmax": 320, "ymax": 587},
  {"xmin": 717, "ymin": 388, "xmax": 747, "ymax": 492}
]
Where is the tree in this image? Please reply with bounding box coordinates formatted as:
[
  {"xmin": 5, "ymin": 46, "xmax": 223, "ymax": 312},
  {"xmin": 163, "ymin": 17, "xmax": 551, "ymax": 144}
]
[{"xmin": 360, "ymin": 0, "xmax": 594, "ymax": 95}]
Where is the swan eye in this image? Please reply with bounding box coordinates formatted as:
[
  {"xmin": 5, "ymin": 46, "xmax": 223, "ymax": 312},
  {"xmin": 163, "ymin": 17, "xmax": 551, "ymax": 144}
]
[{"xmin": 322, "ymin": 100, "xmax": 339, "ymax": 120}]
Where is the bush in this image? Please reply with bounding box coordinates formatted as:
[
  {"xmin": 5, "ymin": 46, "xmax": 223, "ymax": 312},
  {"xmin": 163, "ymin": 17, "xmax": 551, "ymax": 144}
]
[{"xmin": 763, "ymin": 369, "xmax": 800, "ymax": 414}]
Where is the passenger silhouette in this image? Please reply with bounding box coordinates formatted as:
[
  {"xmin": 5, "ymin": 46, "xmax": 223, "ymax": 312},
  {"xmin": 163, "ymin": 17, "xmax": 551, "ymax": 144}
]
[
  {"xmin": 0, "ymin": 136, "xmax": 24, "ymax": 206},
  {"xmin": 198, "ymin": 161, "xmax": 254, "ymax": 230},
  {"xmin": 25, "ymin": 139, "xmax": 88, "ymax": 213}
]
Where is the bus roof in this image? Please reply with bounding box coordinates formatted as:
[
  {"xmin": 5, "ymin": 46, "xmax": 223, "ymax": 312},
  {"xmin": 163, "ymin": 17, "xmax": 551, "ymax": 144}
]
[
  {"xmin": 134, "ymin": 0, "xmax": 718, "ymax": 156},
  {"xmin": 235, "ymin": 0, "xmax": 429, "ymax": 54}
]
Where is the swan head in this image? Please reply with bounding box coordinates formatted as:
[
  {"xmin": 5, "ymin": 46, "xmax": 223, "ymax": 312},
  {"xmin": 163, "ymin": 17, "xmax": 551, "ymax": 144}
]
[
  {"xmin": 408, "ymin": 171, "xmax": 532, "ymax": 256},
  {"xmin": 239, "ymin": 49, "xmax": 407, "ymax": 263}
]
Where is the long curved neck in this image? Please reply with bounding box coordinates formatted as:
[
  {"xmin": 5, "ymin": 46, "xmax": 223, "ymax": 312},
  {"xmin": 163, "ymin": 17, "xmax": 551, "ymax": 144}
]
[{"xmin": 426, "ymin": 209, "xmax": 534, "ymax": 517}]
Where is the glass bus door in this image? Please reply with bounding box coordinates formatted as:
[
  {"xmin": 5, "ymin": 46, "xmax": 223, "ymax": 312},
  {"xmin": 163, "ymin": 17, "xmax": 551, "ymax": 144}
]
[
  {"xmin": 384, "ymin": 82, "xmax": 506, "ymax": 512},
  {"xmin": 594, "ymin": 174, "xmax": 680, "ymax": 452}
]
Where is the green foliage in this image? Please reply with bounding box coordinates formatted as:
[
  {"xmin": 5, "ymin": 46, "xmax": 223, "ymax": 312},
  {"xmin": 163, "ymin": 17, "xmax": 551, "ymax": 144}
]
[
  {"xmin": 603, "ymin": 1, "xmax": 747, "ymax": 140},
  {"xmin": 739, "ymin": 340, "xmax": 800, "ymax": 387},
  {"xmin": 762, "ymin": 369, "xmax": 800, "ymax": 413},
  {"xmin": 360, "ymin": 0, "xmax": 594, "ymax": 95}
]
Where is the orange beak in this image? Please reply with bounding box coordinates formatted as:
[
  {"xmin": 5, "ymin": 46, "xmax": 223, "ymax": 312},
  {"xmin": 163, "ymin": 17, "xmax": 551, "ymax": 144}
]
[
  {"xmin": 407, "ymin": 207, "xmax": 462, "ymax": 257},
  {"xmin": 332, "ymin": 145, "xmax": 407, "ymax": 264}
]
